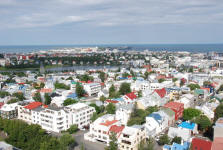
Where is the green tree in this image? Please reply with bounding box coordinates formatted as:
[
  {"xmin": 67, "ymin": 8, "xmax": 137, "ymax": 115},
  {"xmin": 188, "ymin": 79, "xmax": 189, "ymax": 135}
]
[
  {"xmin": 109, "ymin": 84, "xmax": 116, "ymax": 97},
  {"xmin": 44, "ymin": 93, "xmax": 51, "ymax": 105},
  {"xmin": 158, "ymin": 78, "xmax": 165, "ymax": 83},
  {"xmin": 106, "ymin": 103, "xmax": 116, "ymax": 114},
  {"xmin": 195, "ymin": 115, "xmax": 212, "ymax": 132},
  {"xmin": 40, "ymin": 82, "xmax": 45, "ymax": 88},
  {"xmin": 214, "ymin": 104, "xmax": 223, "ymax": 121},
  {"xmin": 188, "ymin": 84, "xmax": 200, "ymax": 91},
  {"xmin": 105, "ymin": 132, "xmax": 118, "ymax": 150},
  {"xmin": 54, "ymin": 81, "xmax": 70, "ymax": 90},
  {"xmin": 33, "ymin": 92, "xmax": 42, "ymax": 102},
  {"xmin": 59, "ymin": 134, "xmax": 75, "ymax": 150},
  {"xmin": 172, "ymin": 136, "xmax": 181, "ymax": 144},
  {"xmin": 67, "ymin": 125, "xmax": 78, "ymax": 134},
  {"xmin": 12, "ymin": 92, "xmax": 25, "ymax": 101},
  {"xmin": 172, "ymin": 78, "xmax": 178, "ymax": 82},
  {"xmin": 99, "ymin": 72, "xmax": 106, "ymax": 82},
  {"xmin": 76, "ymin": 82, "xmax": 85, "ymax": 98},
  {"xmin": 138, "ymin": 90, "xmax": 142, "ymax": 98},
  {"xmin": 158, "ymin": 134, "xmax": 170, "ymax": 145},
  {"xmin": 66, "ymin": 76, "xmax": 73, "ymax": 80},
  {"xmin": 0, "ymin": 91, "xmax": 10, "ymax": 98},
  {"xmin": 188, "ymin": 67, "xmax": 193, "ymax": 73},
  {"xmin": 203, "ymin": 81, "xmax": 211, "ymax": 87},
  {"xmin": 63, "ymin": 98, "xmax": 77, "ymax": 106},
  {"xmin": 100, "ymin": 95, "xmax": 106, "ymax": 102},
  {"xmin": 119, "ymin": 82, "xmax": 131, "ymax": 95},
  {"xmin": 183, "ymin": 108, "xmax": 201, "ymax": 121}
]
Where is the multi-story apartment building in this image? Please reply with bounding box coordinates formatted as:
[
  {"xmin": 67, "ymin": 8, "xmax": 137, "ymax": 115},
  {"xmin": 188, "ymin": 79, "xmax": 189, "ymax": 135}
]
[
  {"xmin": 119, "ymin": 125, "xmax": 146, "ymax": 150},
  {"xmin": 18, "ymin": 102, "xmax": 95, "ymax": 133},
  {"xmin": 83, "ymin": 83, "xmax": 101, "ymax": 96},
  {"xmin": 0, "ymin": 103, "xmax": 18, "ymax": 119}
]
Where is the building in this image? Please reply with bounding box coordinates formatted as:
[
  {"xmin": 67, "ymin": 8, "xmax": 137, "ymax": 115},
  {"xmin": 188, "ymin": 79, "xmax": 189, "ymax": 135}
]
[
  {"xmin": 191, "ymin": 138, "xmax": 212, "ymax": 150},
  {"xmin": 213, "ymin": 117, "xmax": 223, "ymax": 139},
  {"xmin": 0, "ymin": 103, "xmax": 18, "ymax": 119},
  {"xmin": 168, "ymin": 127, "xmax": 191, "ymax": 142},
  {"xmin": 211, "ymin": 137, "xmax": 223, "ymax": 150},
  {"xmin": 18, "ymin": 102, "xmax": 95, "ymax": 132},
  {"xmin": 83, "ymin": 83, "xmax": 101, "ymax": 96},
  {"xmin": 115, "ymin": 104, "xmax": 134, "ymax": 125},
  {"xmin": 163, "ymin": 142, "xmax": 190, "ymax": 150},
  {"xmin": 119, "ymin": 125, "xmax": 146, "ymax": 150},
  {"xmin": 164, "ymin": 102, "xmax": 184, "ymax": 120}
]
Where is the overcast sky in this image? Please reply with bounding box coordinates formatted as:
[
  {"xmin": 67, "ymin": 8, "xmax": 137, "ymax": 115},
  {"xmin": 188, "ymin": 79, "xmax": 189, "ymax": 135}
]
[{"xmin": 0, "ymin": 0, "xmax": 223, "ymax": 45}]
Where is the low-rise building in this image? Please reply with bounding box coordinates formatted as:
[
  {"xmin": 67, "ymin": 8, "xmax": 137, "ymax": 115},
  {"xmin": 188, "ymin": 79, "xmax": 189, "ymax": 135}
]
[
  {"xmin": 164, "ymin": 102, "xmax": 184, "ymax": 120},
  {"xmin": 0, "ymin": 103, "xmax": 18, "ymax": 119},
  {"xmin": 83, "ymin": 83, "xmax": 101, "ymax": 96}
]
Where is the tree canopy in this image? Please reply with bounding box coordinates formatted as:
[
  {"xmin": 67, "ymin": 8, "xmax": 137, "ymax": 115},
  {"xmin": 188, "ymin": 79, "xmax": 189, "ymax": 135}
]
[
  {"xmin": 119, "ymin": 82, "xmax": 131, "ymax": 95},
  {"xmin": 106, "ymin": 103, "xmax": 116, "ymax": 114},
  {"xmin": 214, "ymin": 104, "xmax": 223, "ymax": 121},
  {"xmin": 195, "ymin": 115, "xmax": 212, "ymax": 132},
  {"xmin": 75, "ymin": 82, "xmax": 85, "ymax": 98},
  {"xmin": 188, "ymin": 84, "xmax": 200, "ymax": 91},
  {"xmin": 183, "ymin": 108, "xmax": 201, "ymax": 121},
  {"xmin": 63, "ymin": 98, "xmax": 78, "ymax": 106}
]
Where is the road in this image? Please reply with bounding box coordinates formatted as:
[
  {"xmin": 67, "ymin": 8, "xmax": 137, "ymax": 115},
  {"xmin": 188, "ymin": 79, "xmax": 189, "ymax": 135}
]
[{"xmin": 72, "ymin": 131, "xmax": 106, "ymax": 150}]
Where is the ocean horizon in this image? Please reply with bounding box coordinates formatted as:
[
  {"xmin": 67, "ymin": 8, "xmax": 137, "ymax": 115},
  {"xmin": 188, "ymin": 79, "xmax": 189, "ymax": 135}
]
[{"xmin": 0, "ymin": 43, "xmax": 223, "ymax": 53}]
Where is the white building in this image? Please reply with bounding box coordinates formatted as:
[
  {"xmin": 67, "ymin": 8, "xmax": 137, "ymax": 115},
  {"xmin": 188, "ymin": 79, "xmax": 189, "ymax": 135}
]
[
  {"xmin": 119, "ymin": 125, "xmax": 146, "ymax": 150},
  {"xmin": 18, "ymin": 102, "xmax": 95, "ymax": 133},
  {"xmin": 0, "ymin": 103, "xmax": 18, "ymax": 119},
  {"xmin": 83, "ymin": 83, "xmax": 101, "ymax": 96},
  {"xmin": 115, "ymin": 104, "xmax": 133, "ymax": 125}
]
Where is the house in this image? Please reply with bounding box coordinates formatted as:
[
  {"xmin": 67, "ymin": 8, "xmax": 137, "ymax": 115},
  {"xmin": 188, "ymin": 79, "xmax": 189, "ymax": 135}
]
[
  {"xmin": 115, "ymin": 104, "xmax": 134, "ymax": 125},
  {"xmin": 83, "ymin": 83, "xmax": 101, "ymax": 96},
  {"xmin": 145, "ymin": 111, "xmax": 168, "ymax": 137},
  {"xmin": 98, "ymin": 89, "xmax": 109, "ymax": 98},
  {"xmin": 213, "ymin": 117, "xmax": 223, "ymax": 139},
  {"xmin": 84, "ymin": 114, "xmax": 122, "ymax": 145},
  {"xmin": 119, "ymin": 125, "xmax": 146, "ymax": 150},
  {"xmin": 163, "ymin": 142, "xmax": 190, "ymax": 150},
  {"xmin": 211, "ymin": 137, "xmax": 223, "ymax": 150},
  {"xmin": 160, "ymin": 107, "xmax": 175, "ymax": 126},
  {"xmin": 191, "ymin": 138, "xmax": 212, "ymax": 150},
  {"xmin": 178, "ymin": 121, "xmax": 198, "ymax": 134},
  {"xmin": 0, "ymin": 103, "xmax": 18, "ymax": 119},
  {"xmin": 137, "ymin": 88, "xmax": 167, "ymax": 110},
  {"xmin": 164, "ymin": 102, "xmax": 184, "ymax": 120},
  {"xmin": 122, "ymin": 92, "xmax": 137, "ymax": 103},
  {"xmin": 168, "ymin": 127, "xmax": 191, "ymax": 142}
]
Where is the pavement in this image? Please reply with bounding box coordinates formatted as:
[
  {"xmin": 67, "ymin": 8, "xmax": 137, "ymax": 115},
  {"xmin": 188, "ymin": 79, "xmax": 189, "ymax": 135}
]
[{"xmin": 72, "ymin": 130, "xmax": 106, "ymax": 150}]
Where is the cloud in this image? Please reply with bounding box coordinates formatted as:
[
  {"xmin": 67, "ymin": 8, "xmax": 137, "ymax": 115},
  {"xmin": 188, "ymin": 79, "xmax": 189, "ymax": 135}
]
[{"xmin": 0, "ymin": 0, "xmax": 223, "ymax": 29}]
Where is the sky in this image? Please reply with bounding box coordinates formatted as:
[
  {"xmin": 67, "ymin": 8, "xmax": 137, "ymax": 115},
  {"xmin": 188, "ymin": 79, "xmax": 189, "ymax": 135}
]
[{"xmin": 0, "ymin": 0, "xmax": 223, "ymax": 45}]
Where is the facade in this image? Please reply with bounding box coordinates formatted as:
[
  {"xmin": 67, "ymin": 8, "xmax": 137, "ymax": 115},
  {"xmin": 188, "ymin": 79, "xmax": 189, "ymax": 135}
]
[
  {"xmin": 18, "ymin": 102, "xmax": 95, "ymax": 132},
  {"xmin": 115, "ymin": 104, "xmax": 133, "ymax": 125},
  {"xmin": 213, "ymin": 117, "xmax": 223, "ymax": 139},
  {"xmin": 83, "ymin": 83, "xmax": 101, "ymax": 96},
  {"xmin": 0, "ymin": 103, "xmax": 18, "ymax": 119},
  {"xmin": 164, "ymin": 102, "xmax": 184, "ymax": 120},
  {"xmin": 119, "ymin": 125, "xmax": 146, "ymax": 150},
  {"xmin": 168, "ymin": 127, "xmax": 191, "ymax": 142}
]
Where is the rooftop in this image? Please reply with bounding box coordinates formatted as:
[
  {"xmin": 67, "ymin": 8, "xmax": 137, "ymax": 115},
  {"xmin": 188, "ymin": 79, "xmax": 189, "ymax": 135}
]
[
  {"xmin": 24, "ymin": 102, "xmax": 47, "ymax": 110},
  {"xmin": 154, "ymin": 88, "xmax": 166, "ymax": 98},
  {"xmin": 191, "ymin": 138, "xmax": 212, "ymax": 150},
  {"xmin": 178, "ymin": 121, "xmax": 195, "ymax": 130},
  {"xmin": 100, "ymin": 120, "xmax": 118, "ymax": 127},
  {"xmin": 109, "ymin": 125, "xmax": 125, "ymax": 134},
  {"xmin": 164, "ymin": 101, "xmax": 184, "ymax": 110}
]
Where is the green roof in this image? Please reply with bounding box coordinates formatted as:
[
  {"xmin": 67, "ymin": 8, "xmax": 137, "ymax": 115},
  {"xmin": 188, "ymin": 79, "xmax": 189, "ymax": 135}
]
[
  {"xmin": 161, "ymin": 107, "xmax": 175, "ymax": 117},
  {"xmin": 194, "ymin": 89, "xmax": 204, "ymax": 95},
  {"xmin": 71, "ymin": 81, "xmax": 82, "ymax": 85}
]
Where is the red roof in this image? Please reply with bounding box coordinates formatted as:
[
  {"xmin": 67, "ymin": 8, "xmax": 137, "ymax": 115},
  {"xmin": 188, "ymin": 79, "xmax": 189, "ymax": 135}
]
[
  {"xmin": 24, "ymin": 102, "xmax": 48, "ymax": 110},
  {"xmin": 0, "ymin": 102, "xmax": 4, "ymax": 109},
  {"xmin": 100, "ymin": 120, "xmax": 118, "ymax": 127},
  {"xmin": 154, "ymin": 88, "xmax": 166, "ymax": 98},
  {"xmin": 17, "ymin": 83, "xmax": 25, "ymax": 85},
  {"xmin": 106, "ymin": 100, "xmax": 119, "ymax": 104},
  {"xmin": 109, "ymin": 125, "xmax": 125, "ymax": 134},
  {"xmin": 38, "ymin": 88, "xmax": 52, "ymax": 93},
  {"xmin": 191, "ymin": 138, "xmax": 212, "ymax": 150},
  {"xmin": 164, "ymin": 101, "xmax": 184, "ymax": 110},
  {"xmin": 125, "ymin": 92, "xmax": 137, "ymax": 100},
  {"xmin": 212, "ymin": 137, "xmax": 223, "ymax": 150}
]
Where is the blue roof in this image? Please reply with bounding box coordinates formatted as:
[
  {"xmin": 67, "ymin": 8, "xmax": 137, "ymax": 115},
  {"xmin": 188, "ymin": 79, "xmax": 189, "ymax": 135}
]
[
  {"xmin": 119, "ymin": 77, "xmax": 128, "ymax": 80},
  {"xmin": 171, "ymin": 142, "xmax": 190, "ymax": 150},
  {"xmin": 113, "ymin": 98, "xmax": 124, "ymax": 101},
  {"xmin": 163, "ymin": 145, "xmax": 171, "ymax": 150},
  {"xmin": 149, "ymin": 113, "xmax": 162, "ymax": 122},
  {"xmin": 67, "ymin": 93, "xmax": 77, "ymax": 99},
  {"xmin": 178, "ymin": 121, "xmax": 195, "ymax": 130}
]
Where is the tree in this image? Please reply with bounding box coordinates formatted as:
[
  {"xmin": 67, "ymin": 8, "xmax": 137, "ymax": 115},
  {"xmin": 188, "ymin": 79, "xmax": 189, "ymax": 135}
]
[
  {"xmin": 172, "ymin": 136, "xmax": 181, "ymax": 144},
  {"xmin": 76, "ymin": 82, "xmax": 85, "ymax": 98},
  {"xmin": 66, "ymin": 76, "xmax": 73, "ymax": 80},
  {"xmin": 40, "ymin": 82, "xmax": 45, "ymax": 88},
  {"xmin": 33, "ymin": 92, "xmax": 42, "ymax": 102},
  {"xmin": 172, "ymin": 78, "xmax": 178, "ymax": 82},
  {"xmin": 214, "ymin": 104, "xmax": 223, "ymax": 121},
  {"xmin": 100, "ymin": 95, "xmax": 106, "ymax": 102},
  {"xmin": 183, "ymin": 108, "xmax": 201, "ymax": 121},
  {"xmin": 188, "ymin": 84, "xmax": 200, "ymax": 91},
  {"xmin": 109, "ymin": 84, "xmax": 116, "ymax": 97},
  {"xmin": 106, "ymin": 103, "xmax": 116, "ymax": 114},
  {"xmin": 158, "ymin": 78, "xmax": 165, "ymax": 83},
  {"xmin": 0, "ymin": 91, "xmax": 10, "ymax": 98},
  {"xmin": 44, "ymin": 93, "xmax": 51, "ymax": 105},
  {"xmin": 158, "ymin": 134, "xmax": 170, "ymax": 145},
  {"xmin": 106, "ymin": 132, "xmax": 118, "ymax": 150},
  {"xmin": 89, "ymin": 103, "xmax": 101, "ymax": 114},
  {"xmin": 188, "ymin": 67, "xmax": 193, "ymax": 73},
  {"xmin": 12, "ymin": 92, "xmax": 25, "ymax": 101},
  {"xmin": 67, "ymin": 125, "xmax": 78, "ymax": 134},
  {"xmin": 63, "ymin": 98, "xmax": 77, "ymax": 106},
  {"xmin": 195, "ymin": 115, "xmax": 212, "ymax": 132},
  {"xmin": 99, "ymin": 72, "xmax": 106, "ymax": 82},
  {"xmin": 59, "ymin": 134, "xmax": 75, "ymax": 150},
  {"xmin": 54, "ymin": 81, "xmax": 70, "ymax": 90},
  {"xmin": 119, "ymin": 82, "xmax": 131, "ymax": 95},
  {"xmin": 138, "ymin": 90, "xmax": 142, "ymax": 98}
]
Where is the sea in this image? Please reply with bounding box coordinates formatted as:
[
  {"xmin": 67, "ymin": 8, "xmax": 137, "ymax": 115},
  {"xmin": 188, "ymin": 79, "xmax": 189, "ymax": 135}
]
[{"xmin": 0, "ymin": 44, "xmax": 223, "ymax": 53}]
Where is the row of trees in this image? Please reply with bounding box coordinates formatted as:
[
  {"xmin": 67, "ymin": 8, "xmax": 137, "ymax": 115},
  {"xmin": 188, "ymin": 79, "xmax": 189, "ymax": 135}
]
[
  {"xmin": 0, "ymin": 118, "xmax": 75, "ymax": 150},
  {"xmin": 109, "ymin": 83, "xmax": 131, "ymax": 99}
]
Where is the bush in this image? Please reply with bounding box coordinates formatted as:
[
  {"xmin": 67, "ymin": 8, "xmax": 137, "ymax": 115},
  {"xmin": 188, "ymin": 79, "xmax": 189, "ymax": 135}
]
[{"xmin": 68, "ymin": 125, "xmax": 78, "ymax": 134}]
